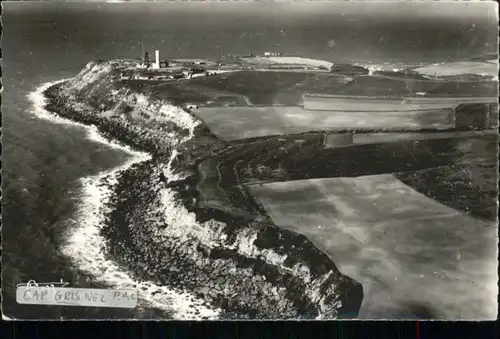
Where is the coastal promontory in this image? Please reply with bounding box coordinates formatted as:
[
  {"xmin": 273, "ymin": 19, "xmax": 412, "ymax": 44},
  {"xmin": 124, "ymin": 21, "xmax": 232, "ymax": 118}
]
[
  {"xmin": 43, "ymin": 59, "xmax": 366, "ymax": 319},
  {"xmin": 42, "ymin": 56, "xmax": 498, "ymax": 319}
]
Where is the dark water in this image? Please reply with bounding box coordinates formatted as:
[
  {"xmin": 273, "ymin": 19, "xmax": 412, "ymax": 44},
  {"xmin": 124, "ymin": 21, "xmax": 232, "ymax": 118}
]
[{"xmin": 2, "ymin": 2, "xmax": 497, "ymax": 318}]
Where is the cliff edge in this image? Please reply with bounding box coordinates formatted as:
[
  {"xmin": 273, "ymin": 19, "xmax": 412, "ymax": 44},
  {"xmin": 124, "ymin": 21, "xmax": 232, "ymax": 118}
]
[{"xmin": 43, "ymin": 60, "xmax": 364, "ymax": 319}]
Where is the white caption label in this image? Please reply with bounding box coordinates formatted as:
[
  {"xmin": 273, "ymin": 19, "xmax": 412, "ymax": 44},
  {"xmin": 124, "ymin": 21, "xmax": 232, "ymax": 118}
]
[{"xmin": 16, "ymin": 287, "xmax": 138, "ymax": 308}]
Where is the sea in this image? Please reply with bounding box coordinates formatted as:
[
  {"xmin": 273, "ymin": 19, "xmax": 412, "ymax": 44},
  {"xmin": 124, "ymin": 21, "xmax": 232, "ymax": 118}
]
[{"xmin": 2, "ymin": 1, "xmax": 497, "ymax": 319}]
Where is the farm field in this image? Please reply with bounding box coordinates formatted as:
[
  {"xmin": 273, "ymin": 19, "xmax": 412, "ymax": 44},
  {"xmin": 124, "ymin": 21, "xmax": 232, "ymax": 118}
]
[
  {"xmin": 352, "ymin": 130, "xmax": 496, "ymax": 145},
  {"xmin": 193, "ymin": 132, "xmax": 496, "ymax": 233},
  {"xmin": 247, "ymin": 175, "xmax": 498, "ymax": 320},
  {"xmin": 414, "ymin": 61, "xmax": 498, "ymax": 78},
  {"xmin": 332, "ymin": 75, "xmax": 498, "ymax": 98},
  {"xmin": 239, "ymin": 56, "xmax": 334, "ymax": 69},
  {"xmin": 193, "ymin": 135, "xmax": 474, "ymax": 217},
  {"xmin": 193, "ymin": 106, "xmax": 455, "ymax": 140},
  {"xmin": 395, "ymin": 134, "xmax": 498, "ymax": 222},
  {"xmin": 186, "ymin": 71, "xmax": 351, "ymax": 105},
  {"xmin": 302, "ymin": 94, "xmax": 456, "ymax": 111},
  {"xmin": 192, "ymin": 107, "xmax": 291, "ymax": 140}
]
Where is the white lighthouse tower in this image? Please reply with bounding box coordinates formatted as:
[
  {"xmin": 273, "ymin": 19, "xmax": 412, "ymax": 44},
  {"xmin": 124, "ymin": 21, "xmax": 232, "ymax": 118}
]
[{"xmin": 152, "ymin": 50, "xmax": 160, "ymax": 69}]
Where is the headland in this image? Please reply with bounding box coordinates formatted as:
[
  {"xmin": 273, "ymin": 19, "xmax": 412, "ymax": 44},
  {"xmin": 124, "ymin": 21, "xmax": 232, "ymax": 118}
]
[{"xmin": 41, "ymin": 53, "xmax": 498, "ymax": 319}]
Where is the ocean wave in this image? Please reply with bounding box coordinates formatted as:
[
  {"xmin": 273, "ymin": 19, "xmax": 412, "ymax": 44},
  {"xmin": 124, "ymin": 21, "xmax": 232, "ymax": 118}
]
[
  {"xmin": 28, "ymin": 80, "xmax": 146, "ymax": 158},
  {"xmin": 29, "ymin": 80, "xmax": 81, "ymax": 126},
  {"xmin": 28, "ymin": 81, "xmax": 221, "ymax": 319},
  {"xmin": 67, "ymin": 160, "xmax": 220, "ymax": 319}
]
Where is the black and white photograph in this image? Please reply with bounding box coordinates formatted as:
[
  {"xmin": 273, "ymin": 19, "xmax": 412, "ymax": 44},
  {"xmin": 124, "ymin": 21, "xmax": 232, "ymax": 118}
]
[{"xmin": 1, "ymin": 0, "xmax": 498, "ymax": 320}]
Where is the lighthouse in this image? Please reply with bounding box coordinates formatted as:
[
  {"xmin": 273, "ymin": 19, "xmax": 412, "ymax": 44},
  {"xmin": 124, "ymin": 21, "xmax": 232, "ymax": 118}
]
[{"xmin": 152, "ymin": 50, "xmax": 160, "ymax": 69}]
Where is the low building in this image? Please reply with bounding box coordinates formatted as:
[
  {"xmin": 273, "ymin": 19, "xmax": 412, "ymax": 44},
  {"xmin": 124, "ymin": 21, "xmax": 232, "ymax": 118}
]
[
  {"xmin": 323, "ymin": 133, "xmax": 354, "ymax": 148},
  {"xmin": 264, "ymin": 52, "xmax": 283, "ymax": 57}
]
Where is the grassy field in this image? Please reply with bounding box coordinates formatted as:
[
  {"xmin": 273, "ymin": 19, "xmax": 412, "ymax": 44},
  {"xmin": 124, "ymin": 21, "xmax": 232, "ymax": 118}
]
[
  {"xmin": 352, "ymin": 130, "xmax": 496, "ymax": 145},
  {"xmin": 129, "ymin": 71, "xmax": 353, "ymax": 107},
  {"xmin": 239, "ymin": 56, "xmax": 333, "ymax": 69},
  {"xmin": 193, "ymin": 107, "xmax": 291, "ymax": 140},
  {"xmin": 193, "ymin": 106, "xmax": 455, "ymax": 140},
  {"xmin": 247, "ymin": 175, "xmax": 497, "ymax": 319},
  {"xmin": 328, "ymin": 75, "xmax": 498, "ymax": 98},
  {"xmin": 414, "ymin": 61, "xmax": 498, "ymax": 78},
  {"xmin": 274, "ymin": 106, "xmax": 454, "ymax": 130},
  {"xmin": 190, "ymin": 132, "xmax": 497, "ymax": 244},
  {"xmin": 120, "ymin": 66, "xmax": 498, "ymax": 111},
  {"xmin": 127, "ymin": 70, "xmax": 498, "ymax": 111},
  {"xmin": 420, "ymin": 80, "xmax": 498, "ymax": 98},
  {"xmin": 395, "ymin": 135, "xmax": 498, "ymax": 222},
  {"xmin": 187, "ymin": 71, "xmax": 311, "ymax": 105},
  {"xmin": 371, "ymin": 70, "xmax": 431, "ymax": 81},
  {"xmin": 229, "ymin": 133, "xmax": 498, "ymax": 319},
  {"xmin": 192, "ymin": 134, "xmax": 468, "ymax": 217}
]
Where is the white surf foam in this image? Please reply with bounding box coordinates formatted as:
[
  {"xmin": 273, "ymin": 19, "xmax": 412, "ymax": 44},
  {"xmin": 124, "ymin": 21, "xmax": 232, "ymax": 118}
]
[
  {"xmin": 29, "ymin": 79, "xmax": 81, "ymax": 126},
  {"xmin": 28, "ymin": 81, "xmax": 221, "ymax": 319},
  {"xmin": 65, "ymin": 160, "xmax": 220, "ymax": 319}
]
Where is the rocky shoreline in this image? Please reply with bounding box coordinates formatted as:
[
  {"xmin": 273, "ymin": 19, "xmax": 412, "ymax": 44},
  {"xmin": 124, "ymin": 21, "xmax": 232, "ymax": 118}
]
[{"xmin": 42, "ymin": 63, "xmax": 363, "ymax": 319}]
